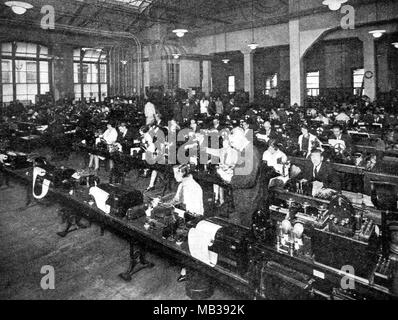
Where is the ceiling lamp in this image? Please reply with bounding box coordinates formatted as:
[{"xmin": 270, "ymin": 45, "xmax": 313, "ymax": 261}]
[
  {"xmin": 248, "ymin": 42, "xmax": 259, "ymax": 50},
  {"xmin": 392, "ymin": 42, "xmax": 398, "ymax": 49},
  {"xmin": 5, "ymin": 1, "xmax": 33, "ymax": 15},
  {"xmin": 322, "ymin": 0, "xmax": 348, "ymax": 11},
  {"xmin": 172, "ymin": 53, "xmax": 181, "ymax": 59},
  {"xmin": 369, "ymin": 30, "xmax": 386, "ymax": 38},
  {"xmin": 222, "ymin": 59, "xmax": 230, "ymax": 64},
  {"xmin": 172, "ymin": 29, "xmax": 188, "ymax": 38},
  {"xmin": 120, "ymin": 60, "xmax": 128, "ymax": 65},
  {"xmin": 247, "ymin": 0, "xmax": 259, "ymax": 51}
]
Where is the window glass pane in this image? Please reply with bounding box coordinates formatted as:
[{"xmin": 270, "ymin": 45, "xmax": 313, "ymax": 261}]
[
  {"xmin": 73, "ymin": 49, "xmax": 81, "ymax": 60},
  {"xmin": 16, "ymin": 42, "xmax": 37, "ymax": 58},
  {"xmin": 26, "ymin": 62, "xmax": 37, "ymax": 83},
  {"xmin": 1, "ymin": 43, "xmax": 12, "ymax": 56},
  {"xmin": 3, "ymin": 84, "xmax": 13, "ymax": 100},
  {"xmin": 83, "ymin": 49, "xmax": 100, "ymax": 62},
  {"xmin": 74, "ymin": 63, "xmax": 80, "ymax": 83},
  {"xmin": 40, "ymin": 84, "xmax": 50, "ymax": 95},
  {"xmin": 90, "ymin": 64, "xmax": 98, "ymax": 83},
  {"xmin": 82, "ymin": 64, "xmax": 89, "ymax": 83},
  {"xmin": 1, "ymin": 60, "xmax": 12, "ymax": 83},
  {"xmin": 100, "ymin": 64, "xmax": 107, "ymax": 83},
  {"xmin": 40, "ymin": 61, "xmax": 49, "ymax": 83},
  {"xmin": 16, "ymin": 84, "xmax": 28, "ymax": 95},
  {"xmin": 39, "ymin": 46, "xmax": 48, "ymax": 58},
  {"xmin": 228, "ymin": 76, "xmax": 235, "ymax": 93},
  {"xmin": 2, "ymin": 86, "xmax": 13, "ymax": 102}
]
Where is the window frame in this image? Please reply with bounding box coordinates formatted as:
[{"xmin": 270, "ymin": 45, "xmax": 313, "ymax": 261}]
[
  {"xmin": 306, "ymin": 70, "xmax": 320, "ymax": 97},
  {"xmin": 1, "ymin": 42, "xmax": 51, "ymax": 105},
  {"xmin": 73, "ymin": 48, "xmax": 109, "ymax": 102}
]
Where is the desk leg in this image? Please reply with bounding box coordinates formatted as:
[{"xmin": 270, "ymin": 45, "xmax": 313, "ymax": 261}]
[
  {"xmin": 25, "ymin": 181, "xmax": 33, "ymax": 207},
  {"xmin": 57, "ymin": 211, "xmax": 89, "ymax": 238},
  {"xmin": 119, "ymin": 240, "xmax": 155, "ymax": 282}
]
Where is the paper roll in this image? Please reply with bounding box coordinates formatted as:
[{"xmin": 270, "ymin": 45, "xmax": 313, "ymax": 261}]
[{"xmin": 188, "ymin": 220, "xmax": 222, "ymax": 267}]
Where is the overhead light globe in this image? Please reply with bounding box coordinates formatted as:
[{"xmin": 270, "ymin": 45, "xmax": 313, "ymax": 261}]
[
  {"xmin": 172, "ymin": 29, "xmax": 188, "ymax": 38},
  {"xmin": 120, "ymin": 60, "xmax": 127, "ymax": 65},
  {"xmin": 369, "ymin": 30, "xmax": 386, "ymax": 38},
  {"xmin": 322, "ymin": 0, "xmax": 347, "ymax": 11},
  {"xmin": 248, "ymin": 42, "xmax": 259, "ymax": 50},
  {"xmin": 5, "ymin": 1, "xmax": 33, "ymax": 15},
  {"xmin": 222, "ymin": 59, "xmax": 230, "ymax": 64},
  {"xmin": 172, "ymin": 53, "xmax": 181, "ymax": 59},
  {"xmin": 392, "ymin": 42, "xmax": 398, "ymax": 49}
]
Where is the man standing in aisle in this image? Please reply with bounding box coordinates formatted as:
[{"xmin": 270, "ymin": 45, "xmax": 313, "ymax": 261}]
[{"xmin": 144, "ymin": 98, "xmax": 156, "ymax": 125}]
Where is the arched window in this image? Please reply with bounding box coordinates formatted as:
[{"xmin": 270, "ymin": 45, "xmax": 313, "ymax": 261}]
[
  {"xmin": 73, "ymin": 48, "xmax": 108, "ymax": 102},
  {"xmin": 1, "ymin": 42, "xmax": 51, "ymax": 105}
]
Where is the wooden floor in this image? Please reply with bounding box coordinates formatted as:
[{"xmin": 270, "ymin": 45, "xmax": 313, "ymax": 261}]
[{"xmin": 0, "ymin": 151, "xmax": 242, "ymax": 300}]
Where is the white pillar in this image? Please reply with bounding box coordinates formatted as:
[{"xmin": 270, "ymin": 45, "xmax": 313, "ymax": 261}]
[
  {"xmin": 362, "ymin": 36, "xmax": 377, "ymax": 101},
  {"xmin": 242, "ymin": 50, "xmax": 254, "ymax": 102},
  {"xmin": 289, "ymin": 18, "xmax": 304, "ymax": 106},
  {"xmin": 202, "ymin": 60, "xmax": 212, "ymax": 95}
]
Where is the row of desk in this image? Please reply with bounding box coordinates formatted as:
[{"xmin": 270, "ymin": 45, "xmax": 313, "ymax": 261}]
[{"xmin": 3, "ymin": 162, "xmax": 396, "ymax": 300}]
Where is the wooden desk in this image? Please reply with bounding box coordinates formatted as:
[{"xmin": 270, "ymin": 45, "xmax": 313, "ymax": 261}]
[
  {"xmin": 4, "ymin": 167, "xmax": 395, "ymax": 300},
  {"xmin": 4, "ymin": 167, "xmax": 251, "ymax": 298}
]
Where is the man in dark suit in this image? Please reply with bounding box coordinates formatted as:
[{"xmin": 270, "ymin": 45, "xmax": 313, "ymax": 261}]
[
  {"xmin": 297, "ymin": 149, "xmax": 341, "ymax": 191},
  {"xmin": 329, "ymin": 124, "xmax": 353, "ymax": 154},
  {"xmin": 117, "ymin": 122, "xmax": 134, "ymax": 154}
]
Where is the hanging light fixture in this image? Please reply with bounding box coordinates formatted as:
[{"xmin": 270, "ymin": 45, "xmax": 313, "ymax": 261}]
[
  {"xmin": 369, "ymin": 30, "xmax": 386, "ymax": 38},
  {"xmin": 222, "ymin": 25, "xmax": 230, "ymax": 64},
  {"xmin": 369, "ymin": 2, "xmax": 386, "ymax": 39},
  {"xmin": 322, "ymin": 0, "xmax": 348, "ymax": 11},
  {"xmin": 392, "ymin": 42, "xmax": 398, "ymax": 49},
  {"xmin": 247, "ymin": 0, "xmax": 259, "ymax": 51},
  {"xmin": 172, "ymin": 29, "xmax": 188, "ymax": 38},
  {"xmin": 5, "ymin": 1, "xmax": 33, "ymax": 15},
  {"xmin": 172, "ymin": 53, "xmax": 181, "ymax": 59},
  {"xmin": 120, "ymin": 60, "xmax": 127, "ymax": 65}
]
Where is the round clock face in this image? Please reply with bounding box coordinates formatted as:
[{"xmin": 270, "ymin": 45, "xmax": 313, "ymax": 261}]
[{"xmin": 365, "ymin": 71, "xmax": 374, "ymax": 79}]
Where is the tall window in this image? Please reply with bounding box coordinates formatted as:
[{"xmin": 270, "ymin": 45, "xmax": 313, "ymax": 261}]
[
  {"xmin": 1, "ymin": 42, "xmax": 50, "ymax": 105},
  {"xmin": 353, "ymin": 68, "xmax": 364, "ymax": 95},
  {"xmin": 228, "ymin": 76, "xmax": 235, "ymax": 93},
  {"xmin": 73, "ymin": 48, "xmax": 108, "ymax": 102},
  {"xmin": 306, "ymin": 71, "xmax": 320, "ymax": 96},
  {"xmin": 265, "ymin": 73, "xmax": 278, "ymax": 95},
  {"xmin": 167, "ymin": 63, "xmax": 180, "ymax": 90}
]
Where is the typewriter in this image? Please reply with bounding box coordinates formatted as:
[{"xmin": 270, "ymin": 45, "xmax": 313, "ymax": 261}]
[
  {"xmin": 206, "ymin": 217, "xmax": 250, "ymax": 276},
  {"xmin": 97, "ymin": 184, "xmax": 143, "ymax": 219},
  {"xmin": 1, "ymin": 151, "xmax": 32, "ymax": 170}
]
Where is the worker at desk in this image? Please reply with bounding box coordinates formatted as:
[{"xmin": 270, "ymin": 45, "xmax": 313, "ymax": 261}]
[
  {"xmin": 227, "ymin": 127, "xmax": 262, "ymax": 227},
  {"xmin": 329, "ymin": 124, "xmax": 353, "ymax": 155},
  {"xmin": 167, "ymin": 164, "xmax": 204, "ymax": 283},
  {"xmin": 296, "ymin": 149, "xmax": 341, "ymax": 193}
]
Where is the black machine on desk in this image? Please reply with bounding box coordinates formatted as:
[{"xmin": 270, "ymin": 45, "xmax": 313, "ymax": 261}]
[
  {"xmin": 206, "ymin": 217, "xmax": 250, "ymax": 277},
  {"xmin": 96, "ymin": 183, "xmax": 143, "ymax": 219},
  {"xmin": 255, "ymin": 193, "xmax": 382, "ymax": 278},
  {"xmin": 0, "ymin": 151, "xmax": 32, "ymax": 170}
]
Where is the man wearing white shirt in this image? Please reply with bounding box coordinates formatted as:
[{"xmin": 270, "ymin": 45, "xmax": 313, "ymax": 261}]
[
  {"xmin": 200, "ymin": 97, "xmax": 209, "ymax": 115},
  {"xmin": 103, "ymin": 123, "xmax": 118, "ymax": 145},
  {"xmin": 262, "ymin": 141, "xmax": 288, "ymax": 175},
  {"xmin": 144, "ymin": 99, "xmax": 157, "ymax": 125}
]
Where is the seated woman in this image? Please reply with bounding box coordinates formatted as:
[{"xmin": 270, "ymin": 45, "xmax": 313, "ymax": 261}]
[
  {"xmin": 262, "ymin": 140, "xmax": 288, "ymax": 176},
  {"xmin": 88, "ymin": 129, "xmax": 104, "ymax": 172},
  {"xmin": 168, "ymin": 164, "xmax": 204, "ymax": 282}
]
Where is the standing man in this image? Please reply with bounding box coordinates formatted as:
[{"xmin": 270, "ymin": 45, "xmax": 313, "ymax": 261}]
[
  {"xmin": 144, "ymin": 98, "xmax": 156, "ymax": 125},
  {"xmin": 200, "ymin": 96, "xmax": 209, "ymax": 116},
  {"xmin": 227, "ymin": 127, "xmax": 262, "ymax": 227}
]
